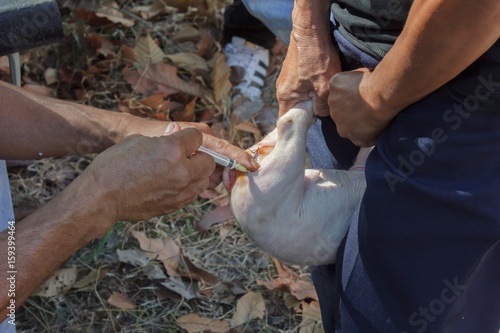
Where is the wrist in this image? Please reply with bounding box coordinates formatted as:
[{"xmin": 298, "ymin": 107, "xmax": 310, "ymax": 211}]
[
  {"xmin": 292, "ymin": 1, "xmax": 332, "ymax": 35},
  {"xmin": 359, "ymin": 72, "xmax": 397, "ymax": 128},
  {"xmin": 63, "ymin": 170, "xmax": 117, "ymax": 239}
]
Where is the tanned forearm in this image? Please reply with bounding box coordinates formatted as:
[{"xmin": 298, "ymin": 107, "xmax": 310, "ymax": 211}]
[
  {"xmin": 0, "ymin": 173, "xmax": 112, "ymax": 319},
  {"xmin": 292, "ymin": 0, "xmax": 332, "ymax": 31},
  {"xmin": 0, "ymin": 80, "xmax": 140, "ymax": 160},
  {"xmin": 366, "ymin": 0, "xmax": 500, "ymax": 121}
]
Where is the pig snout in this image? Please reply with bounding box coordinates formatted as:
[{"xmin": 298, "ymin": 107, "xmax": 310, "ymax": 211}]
[{"xmin": 227, "ymin": 101, "xmax": 368, "ymax": 266}]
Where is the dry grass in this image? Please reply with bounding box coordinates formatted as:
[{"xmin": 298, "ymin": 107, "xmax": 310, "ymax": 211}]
[{"xmin": 4, "ymin": 0, "xmax": 317, "ymax": 332}]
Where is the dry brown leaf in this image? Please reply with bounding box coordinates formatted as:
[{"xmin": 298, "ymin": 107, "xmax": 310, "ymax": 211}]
[
  {"xmin": 176, "ymin": 313, "xmax": 229, "ymax": 333},
  {"xmin": 95, "ymin": 2, "xmax": 135, "ymax": 27},
  {"xmin": 284, "ymin": 292, "xmax": 301, "ymax": 309},
  {"xmin": 257, "ymin": 258, "xmax": 318, "ymax": 301},
  {"xmin": 195, "ymin": 205, "xmax": 233, "ymax": 233},
  {"xmin": 170, "ymin": 97, "xmax": 197, "ymax": 122},
  {"xmin": 124, "ymin": 63, "xmax": 203, "ymax": 97},
  {"xmin": 160, "ymin": 277, "xmax": 198, "ymax": 300},
  {"xmin": 302, "ymin": 301, "xmax": 322, "ymax": 321},
  {"xmin": 173, "ymin": 25, "xmax": 200, "ymax": 43},
  {"xmin": 219, "ymin": 222, "xmax": 233, "ymax": 240},
  {"xmin": 166, "ymin": 52, "xmax": 208, "ymax": 72},
  {"xmin": 299, "ymin": 318, "xmax": 324, "ymax": 333},
  {"xmin": 197, "ymin": 29, "xmax": 215, "ymax": 59},
  {"xmin": 139, "ymin": 93, "xmax": 174, "ymax": 118},
  {"xmin": 211, "ymin": 52, "xmax": 231, "ymax": 105},
  {"xmin": 134, "ymin": 34, "xmax": 165, "ymax": 66},
  {"xmin": 123, "ymin": 69, "xmax": 177, "ymax": 96},
  {"xmin": 117, "ymin": 97, "xmax": 182, "ymax": 120},
  {"xmin": 131, "ymin": 230, "xmax": 182, "ymax": 277},
  {"xmin": 116, "ymin": 248, "xmax": 167, "ymax": 280},
  {"xmin": 131, "ymin": 0, "xmax": 173, "ymax": 19},
  {"xmin": 120, "ymin": 45, "xmax": 137, "ymax": 64},
  {"xmin": 230, "ymin": 291, "xmax": 266, "ymax": 327},
  {"xmin": 234, "ymin": 122, "xmax": 262, "ymax": 136},
  {"xmin": 83, "ymin": 32, "xmax": 115, "ymax": 57},
  {"xmin": 107, "ymin": 291, "xmax": 137, "ymax": 310},
  {"xmin": 273, "ymin": 257, "xmax": 299, "ymax": 278},
  {"xmin": 131, "ymin": 231, "xmax": 218, "ymax": 285},
  {"xmin": 257, "ymin": 277, "xmax": 318, "ymax": 302},
  {"xmin": 34, "ymin": 268, "xmax": 78, "ymax": 297},
  {"xmin": 72, "ymin": 267, "xmax": 111, "ymax": 289},
  {"xmin": 298, "ymin": 301, "xmax": 324, "ymax": 333}
]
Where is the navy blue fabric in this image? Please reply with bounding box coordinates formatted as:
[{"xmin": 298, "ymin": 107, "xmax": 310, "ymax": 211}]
[{"xmin": 308, "ymin": 15, "xmax": 500, "ymax": 333}]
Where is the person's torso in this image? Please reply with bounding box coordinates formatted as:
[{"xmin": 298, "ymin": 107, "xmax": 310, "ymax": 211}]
[{"xmin": 331, "ymin": 0, "xmax": 413, "ymax": 59}]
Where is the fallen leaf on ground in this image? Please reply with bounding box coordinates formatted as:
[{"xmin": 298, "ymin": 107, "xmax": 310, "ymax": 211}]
[
  {"xmin": 124, "ymin": 63, "xmax": 203, "ymax": 97},
  {"xmin": 173, "ymin": 25, "xmax": 200, "ymax": 43},
  {"xmin": 95, "ymin": 2, "xmax": 135, "ymax": 27},
  {"xmin": 160, "ymin": 277, "xmax": 198, "ymax": 300},
  {"xmin": 83, "ymin": 32, "xmax": 116, "ymax": 57},
  {"xmin": 131, "ymin": 230, "xmax": 219, "ymax": 285},
  {"xmin": 257, "ymin": 258, "xmax": 318, "ymax": 301},
  {"xmin": 167, "ymin": 52, "xmax": 208, "ymax": 72},
  {"xmin": 130, "ymin": 0, "xmax": 173, "ymax": 19},
  {"xmin": 170, "ymin": 97, "xmax": 197, "ymax": 122},
  {"xmin": 176, "ymin": 313, "xmax": 229, "ymax": 333},
  {"xmin": 197, "ymin": 27, "xmax": 216, "ymax": 59},
  {"xmin": 210, "ymin": 52, "xmax": 231, "ymax": 104},
  {"xmin": 34, "ymin": 267, "xmax": 78, "ymax": 297},
  {"xmin": 234, "ymin": 122, "xmax": 262, "ymax": 137},
  {"xmin": 298, "ymin": 301, "xmax": 324, "ymax": 333},
  {"xmin": 72, "ymin": 266, "xmax": 111, "ymax": 289},
  {"xmin": 107, "ymin": 291, "xmax": 137, "ymax": 310},
  {"xmin": 131, "ymin": 230, "xmax": 182, "ymax": 277},
  {"xmin": 134, "ymin": 34, "xmax": 165, "ymax": 66},
  {"xmin": 116, "ymin": 248, "xmax": 167, "ymax": 280},
  {"xmin": 230, "ymin": 291, "xmax": 266, "ymax": 327}
]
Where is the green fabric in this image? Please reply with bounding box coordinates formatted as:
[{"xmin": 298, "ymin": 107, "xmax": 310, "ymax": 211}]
[{"xmin": 331, "ymin": 0, "xmax": 413, "ymax": 59}]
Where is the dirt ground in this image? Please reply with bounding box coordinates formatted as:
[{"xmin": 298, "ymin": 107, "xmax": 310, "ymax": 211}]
[{"xmin": 3, "ymin": 1, "xmax": 323, "ymax": 332}]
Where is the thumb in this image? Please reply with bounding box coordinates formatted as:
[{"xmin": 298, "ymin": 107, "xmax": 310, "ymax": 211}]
[{"xmin": 311, "ymin": 93, "xmax": 331, "ymax": 117}]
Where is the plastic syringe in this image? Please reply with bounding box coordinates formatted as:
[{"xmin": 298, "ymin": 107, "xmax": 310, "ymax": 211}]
[{"xmin": 198, "ymin": 146, "xmax": 249, "ymax": 173}]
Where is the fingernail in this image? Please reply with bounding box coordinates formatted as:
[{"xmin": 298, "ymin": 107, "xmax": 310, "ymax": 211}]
[
  {"xmin": 164, "ymin": 122, "xmax": 175, "ymax": 135},
  {"xmin": 250, "ymin": 159, "xmax": 260, "ymax": 170}
]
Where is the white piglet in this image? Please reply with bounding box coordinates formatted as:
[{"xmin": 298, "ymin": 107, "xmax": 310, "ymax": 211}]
[{"xmin": 223, "ymin": 101, "xmax": 370, "ymax": 266}]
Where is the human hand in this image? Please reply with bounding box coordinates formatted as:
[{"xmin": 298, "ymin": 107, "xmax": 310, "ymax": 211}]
[
  {"xmin": 122, "ymin": 117, "xmax": 259, "ymax": 188},
  {"xmin": 276, "ymin": 23, "xmax": 341, "ymax": 117},
  {"xmin": 82, "ymin": 128, "xmax": 215, "ymax": 224},
  {"xmin": 328, "ymin": 68, "xmax": 391, "ymax": 147},
  {"xmin": 177, "ymin": 122, "xmax": 260, "ymax": 188}
]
